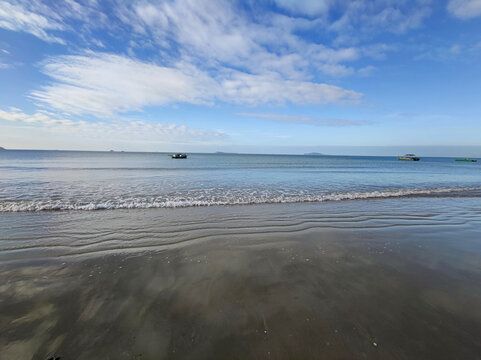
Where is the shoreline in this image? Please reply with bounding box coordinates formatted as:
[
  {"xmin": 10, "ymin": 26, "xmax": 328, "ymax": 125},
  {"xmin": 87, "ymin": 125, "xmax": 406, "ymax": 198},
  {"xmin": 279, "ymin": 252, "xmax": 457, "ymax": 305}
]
[
  {"xmin": 2, "ymin": 196, "xmax": 481, "ymax": 262},
  {"xmin": 1, "ymin": 187, "xmax": 481, "ymax": 213}
]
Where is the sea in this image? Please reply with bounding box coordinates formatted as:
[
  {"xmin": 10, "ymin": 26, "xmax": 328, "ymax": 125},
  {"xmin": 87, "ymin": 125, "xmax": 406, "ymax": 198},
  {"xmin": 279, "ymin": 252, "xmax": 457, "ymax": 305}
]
[
  {"xmin": 2, "ymin": 150, "xmax": 481, "ymax": 358},
  {"xmin": 0, "ymin": 150, "xmax": 480, "ymax": 212}
]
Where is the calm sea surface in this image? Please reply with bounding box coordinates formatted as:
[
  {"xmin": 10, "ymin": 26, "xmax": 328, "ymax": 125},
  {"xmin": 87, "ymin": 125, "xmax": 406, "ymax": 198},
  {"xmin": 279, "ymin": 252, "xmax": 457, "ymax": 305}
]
[{"xmin": 0, "ymin": 150, "xmax": 480, "ymax": 211}]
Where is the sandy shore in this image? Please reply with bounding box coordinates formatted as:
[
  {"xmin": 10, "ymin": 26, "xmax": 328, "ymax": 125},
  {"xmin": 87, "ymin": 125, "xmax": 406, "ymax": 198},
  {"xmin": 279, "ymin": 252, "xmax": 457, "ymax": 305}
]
[{"xmin": 1, "ymin": 198, "xmax": 481, "ymax": 359}]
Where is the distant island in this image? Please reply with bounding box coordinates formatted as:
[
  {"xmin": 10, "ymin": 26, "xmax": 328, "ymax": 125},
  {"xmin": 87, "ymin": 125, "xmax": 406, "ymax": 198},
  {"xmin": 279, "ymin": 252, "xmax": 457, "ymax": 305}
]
[
  {"xmin": 0, "ymin": 146, "xmax": 6, "ymax": 151},
  {"xmin": 304, "ymin": 152, "xmax": 324, "ymax": 156}
]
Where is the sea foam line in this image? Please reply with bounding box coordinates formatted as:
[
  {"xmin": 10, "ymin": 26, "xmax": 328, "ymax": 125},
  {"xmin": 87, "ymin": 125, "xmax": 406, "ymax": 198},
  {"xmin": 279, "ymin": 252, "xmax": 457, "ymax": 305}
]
[{"xmin": 0, "ymin": 186, "xmax": 480, "ymax": 212}]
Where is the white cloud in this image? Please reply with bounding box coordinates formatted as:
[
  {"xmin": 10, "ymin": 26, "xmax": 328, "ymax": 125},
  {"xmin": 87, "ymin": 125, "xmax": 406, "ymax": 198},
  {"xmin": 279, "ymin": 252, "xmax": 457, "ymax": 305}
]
[
  {"xmin": 0, "ymin": 108, "xmax": 227, "ymax": 142},
  {"xmin": 90, "ymin": 38, "xmax": 105, "ymax": 48},
  {"xmin": 357, "ymin": 65, "xmax": 376, "ymax": 77},
  {"xmin": 221, "ymin": 72, "xmax": 362, "ymax": 105},
  {"xmin": 0, "ymin": 108, "xmax": 79, "ymax": 126},
  {"xmin": 447, "ymin": 0, "xmax": 481, "ymax": 19},
  {"xmin": 317, "ymin": 63, "xmax": 355, "ymax": 77},
  {"xmin": 30, "ymin": 52, "xmax": 362, "ymax": 116},
  {"xmin": 313, "ymin": 46, "xmax": 359, "ymax": 62},
  {"xmin": 272, "ymin": 0, "xmax": 333, "ymax": 16},
  {"xmin": 329, "ymin": 0, "xmax": 432, "ymax": 40},
  {"xmin": 116, "ymin": 0, "xmax": 382, "ymax": 79},
  {"xmin": 0, "ymin": 0, "xmax": 110, "ymax": 45},
  {"xmin": 120, "ymin": 0, "xmax": 289, "ymax": 74},
  {"xmin": 31, "ymin": 53, "xmax": 220, "ymax": 117},
  {"xmin": 0, "ymin": 1, "xmax": 64, "ymax": 43},
  {"xmin": 2, "ymin": 1, "xmax": 427, "ymax": 122},
  {"xmin": 237, "ymin": 112, "xmax": 366, "ymax": 126},
  {"xmin": 0, "ymin": 0, "xmax": 405, "ymax": 84}
]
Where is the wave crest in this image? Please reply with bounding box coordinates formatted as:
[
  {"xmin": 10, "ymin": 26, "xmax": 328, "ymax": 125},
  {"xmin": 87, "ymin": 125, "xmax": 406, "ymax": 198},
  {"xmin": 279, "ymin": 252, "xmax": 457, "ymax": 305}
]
[{"xmin": 1, "ymin": 187, "xmax": 480, "ymax": 212}]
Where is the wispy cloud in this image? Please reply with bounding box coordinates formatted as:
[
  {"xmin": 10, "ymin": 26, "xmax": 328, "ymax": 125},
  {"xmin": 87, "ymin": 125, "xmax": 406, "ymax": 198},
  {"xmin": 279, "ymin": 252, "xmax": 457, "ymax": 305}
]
[
  {"xmin": 326, "ymin": 0, "xmax": 432, "ymax": 45},
  {"xmin": 387, "ymin": 112, "xmax": 453, "ymax": 123},
  {"xmin": 30, "ymin": 52, "xmax": 362, "ymax": 116},
  {"xmin": 116, "ymin": 0, "xmax": 393, "ymax": 79},
  {"xmin": 0, "ymin": 0, "xmax": 110, "ymax": 45},
  {"xmin": 222, "ymin": 72, "xmax": 362, "ymax": 106},
  {"xmin": 447, "ymin": 0, "xmax": 481, "ymax": 19},
  {"xmin": 357, "ymin": 66, "xmax": 376, "ymax": 77},
  {"xmin": 0, "ymin": 108, "xmax": 79, "ymax": 126},
  {"xmin": 30, "ymin": 53, "xmax": 219, "ymax": 117},
  {"xmin": 118, "ymin": 0, "xmax": 310, "ymax": 78},
  {"xmin": 272, "ymin": 0, "xmax": 333, "ymax": 16},
  {"xmin": 0, "ymin": 1, "xmax": 64, "ymax": 43},
  {"xmin": 413, "ymin": 39, "xmax": 481, "ymax": 62},
  {"xmin": 0, "ymin": 108, "xmax": 227, "ymax": 143},
  {"xmin": 237, "ymin": 112, "xmax": 367, "ymax": 127},
  {"xmin": 0, "ymin": 0, "xmax": 426, "ymax": 75},
  {"xmin": 270, "ymin": 0, "xmax": 432, "ymax": 40}
]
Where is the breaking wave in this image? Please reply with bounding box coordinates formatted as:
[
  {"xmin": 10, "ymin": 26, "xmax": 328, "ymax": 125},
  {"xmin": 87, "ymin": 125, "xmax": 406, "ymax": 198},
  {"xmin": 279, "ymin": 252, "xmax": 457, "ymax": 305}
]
[{"xmin": 1, "ymin": 186, "xmax": 480, "ymax": 212}]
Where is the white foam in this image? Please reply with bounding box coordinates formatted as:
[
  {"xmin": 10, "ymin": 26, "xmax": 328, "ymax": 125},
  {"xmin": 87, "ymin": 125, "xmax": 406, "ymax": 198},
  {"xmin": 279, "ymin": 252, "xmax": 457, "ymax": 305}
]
[{"xmin": 1, "ymin": 186, "xmax": 480, "ymax": 212}]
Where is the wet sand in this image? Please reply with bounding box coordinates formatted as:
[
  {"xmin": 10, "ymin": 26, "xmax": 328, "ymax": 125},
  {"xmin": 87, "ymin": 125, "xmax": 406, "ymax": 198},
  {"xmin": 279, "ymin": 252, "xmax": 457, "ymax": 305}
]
[{"xmin": 1, "ymin": 198, "xmax": 481, "ymax": 359}]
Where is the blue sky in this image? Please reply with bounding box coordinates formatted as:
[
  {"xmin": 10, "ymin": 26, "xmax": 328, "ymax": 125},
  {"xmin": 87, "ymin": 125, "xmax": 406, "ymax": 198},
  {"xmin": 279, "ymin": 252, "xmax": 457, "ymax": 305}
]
[{"xmin": 1, "ymin": 0, "xmax": 481, "ymax": 155}]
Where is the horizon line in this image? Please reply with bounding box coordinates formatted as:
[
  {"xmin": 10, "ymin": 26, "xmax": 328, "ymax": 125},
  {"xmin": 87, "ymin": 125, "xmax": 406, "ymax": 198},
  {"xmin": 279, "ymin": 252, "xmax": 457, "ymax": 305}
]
[{"xmin": 1, "ymin": 146, "xmax": 481, "ymax": 158}]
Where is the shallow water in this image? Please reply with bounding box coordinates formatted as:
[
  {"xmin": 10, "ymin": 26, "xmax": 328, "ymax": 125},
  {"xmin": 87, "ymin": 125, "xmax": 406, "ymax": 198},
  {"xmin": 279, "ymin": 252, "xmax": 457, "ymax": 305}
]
[
  {"xmin": 1, "ymin": 150, "xmax": 480, "ymax": 211},
  {"xmin": 1, "ymin": 198, "xmax": 481, "ymax": 359}
]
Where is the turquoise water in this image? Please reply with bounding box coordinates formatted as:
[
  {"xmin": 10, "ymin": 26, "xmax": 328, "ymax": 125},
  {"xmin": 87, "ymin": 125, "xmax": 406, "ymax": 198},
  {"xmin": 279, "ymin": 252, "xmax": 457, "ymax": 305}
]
[{"xmin": 0, "ymin": 150, "xmax": 480, "ymax": 211}]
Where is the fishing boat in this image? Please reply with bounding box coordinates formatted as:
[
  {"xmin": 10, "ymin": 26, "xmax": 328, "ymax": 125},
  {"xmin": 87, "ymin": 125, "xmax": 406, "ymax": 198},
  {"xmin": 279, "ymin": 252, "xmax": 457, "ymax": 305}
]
[
  {"xmin": 171, "ymin": 153, "xmax": 187, "ymax": 159},
  {"xmin": 455, "ymin": 158, "xmax": 477, "ymax": 162},
  {"xmin": 398, "ymin": 154, "xmax": 420, "ymax": 161}
]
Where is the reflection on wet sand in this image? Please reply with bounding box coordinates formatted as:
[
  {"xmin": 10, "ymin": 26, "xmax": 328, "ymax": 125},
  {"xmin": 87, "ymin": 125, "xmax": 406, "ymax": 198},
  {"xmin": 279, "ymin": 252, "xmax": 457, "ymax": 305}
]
[{"xmin": 1, "ymin": 198, "xmax": 481, "ymax": 359}]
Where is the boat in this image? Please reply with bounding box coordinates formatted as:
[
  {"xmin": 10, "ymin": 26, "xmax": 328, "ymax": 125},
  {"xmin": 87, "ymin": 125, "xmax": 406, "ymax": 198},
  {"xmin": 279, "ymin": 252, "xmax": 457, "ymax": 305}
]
[
  {"xmin": 171, "ymin": 153, "xmax": 187, "ymax": 159},
  {"xmin": 455, "ymin": 158, "xmax": 477, "ymax": 162},
  {"xmin": 398, "ymin": 154, "xmax": 420, "ymax": 161}
]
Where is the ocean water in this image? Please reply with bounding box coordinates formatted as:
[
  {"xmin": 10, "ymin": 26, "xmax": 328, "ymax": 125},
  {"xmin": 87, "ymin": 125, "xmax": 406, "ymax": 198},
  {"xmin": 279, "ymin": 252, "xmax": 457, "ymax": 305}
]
[
  {"xmin": 2, "ymin": 151, "xmax": 481, "ymax": 359},
  {"xmin": 0, "ymin": 150, "xmax": 480, "ymax": 212}
]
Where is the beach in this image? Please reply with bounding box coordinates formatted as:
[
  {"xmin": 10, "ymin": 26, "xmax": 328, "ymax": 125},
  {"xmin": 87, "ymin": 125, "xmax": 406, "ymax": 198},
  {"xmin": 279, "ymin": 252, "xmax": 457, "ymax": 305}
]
[
  {"xmin": 1, "ymin": 197, "xmax": 481, "ymax": 359},
  {"xmin": 3, "ymin": 0, "xmax": 481, "ymax": 358}
]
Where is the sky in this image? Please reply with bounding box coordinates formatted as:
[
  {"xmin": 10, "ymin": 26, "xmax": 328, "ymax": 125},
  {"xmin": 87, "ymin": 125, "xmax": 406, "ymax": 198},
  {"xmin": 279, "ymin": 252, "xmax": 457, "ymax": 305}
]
[{"xmin": 0, "ymin": 0, "xmax": 481, "ymax": 155}]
